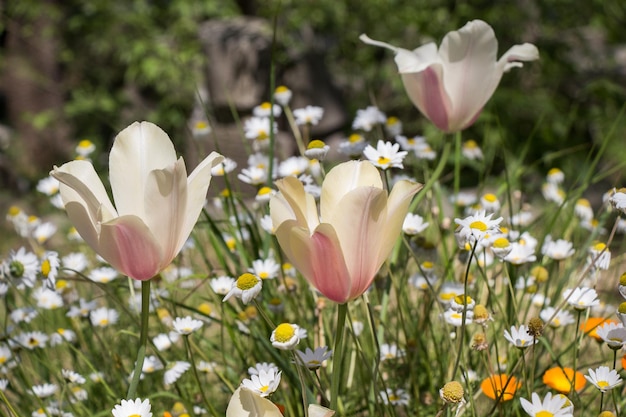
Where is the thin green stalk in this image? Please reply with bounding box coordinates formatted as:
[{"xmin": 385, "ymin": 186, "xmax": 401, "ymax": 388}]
[
  {"xmin": 126, "ymin": 279, "xmax": 151, "ymax": 399},
  {"xmin": 453, "ymin": 131, "xmax": 462, "ymax": 218},
  {"xmin": 330, "ymin": 303, "xmax": 348, "ymax": 413}
]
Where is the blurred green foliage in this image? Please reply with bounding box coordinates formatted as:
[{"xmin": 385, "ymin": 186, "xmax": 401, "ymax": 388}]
[{"xmin": 3, "ymin": 0, "xmax": 626, "ymax": 180}]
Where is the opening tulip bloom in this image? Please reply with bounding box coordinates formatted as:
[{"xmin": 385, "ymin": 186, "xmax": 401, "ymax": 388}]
[
  {"xmin": 270, "ymin": 160, "xmax": 421, "ymax": 303},
  {"xmin": 51, "ymin": 121, "xmax": 223, "ymax": 280},
  {"xmin": 360, "ymin": 20, "xmax": 539, "ymax": 133}
]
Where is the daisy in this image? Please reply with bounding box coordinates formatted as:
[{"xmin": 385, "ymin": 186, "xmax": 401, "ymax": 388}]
[
  {"xmin": 66, "ymin": 298, "xmax": 97, "ymax": 318},
  {"xmin": 293, "ymin": 105, "xmax": 324, "ymax": 125},
  {"xmin": 16, "ymin": 331, "xmax": 49, "ymax": 350},
  {"xmin": 197, "ymin": 361, "xmax": 218, "ymax": 373},
  {"xmin": 352, "ymin": 105, "xmax": 386, "ymax": 131},
  {"xmin": 278, "ymin": 156, "xmax": 309, "ymax": 177},
  {"xmin": 574, "ymin": 198, "xmax": 593, "ymax": 221},
  {"xmin": 248, "ymin": 362, "xmax": 279, "ymax": 376},
  {"xmin": 190, "ymin": 119, "xmax": 211, "ymax": 138},
  {"xmin": 89, "ymin": 307, "xmax": 119, "ymax": 327},
  {"xmin": 304, "ymin": 140, "xmax": 329, "ymax": 160},
  {"xmin": 259, "ymin": 215, "xmax": 275, "ymax": 234},
  {"xmin": 88, "ymin": 266, "xmax": 119, "ymax": 283},
  {"xmin": 338, "ymin": 133, "xmax": 367, "ymax": 157},
  {"xmin": 503, "ymin": 241, "xmax": 537, "ymax": 265},
  {"xmin": 62, "ymin": 369, "xmax": 86, "ymax": 385},
  {"xmin": 520, "ymin": 392, "xmax": 573, "ymax": 417},
  {"xmin": 385, "ymin": 116, "xmax": 402, "ymax": 136},
  {"xmin": 451, "ymin": 191, "xmax": 478, "ymax": 208},
  {"xmin": 609, "ymin": 188, "xmax": 626, "ymax": 214},
  {"xmin": 363, "ymin": 140, "xmax": 408, "ymax": 170},
  {"xmin": 142, "ymin": 355, "xmax": 164, "ymax": 374},
  {"xmin": 510, "ymin": 210, "xmax": 534, "ymax": 227},
  {"xmin": 210, "ymin": 276, "xmax": 235, "ymax": 295},
  {"xmin": 40, "ymin": 251, "xmax": 60, "ymax": 289},
  {"xmin": 249, "ymin": 258, "xmax": 280, "ymax": 280},
  {"xmin": 11, "ymin": 307, "xmax": 38, "ymax": 324},
  {"xmin": 61, "ymin": 252, "xmax": 88, "ymax": 276},
  {"xmin": 32, "ymin": 222, "xmax": 57, "ymax": 244},
  {"xmin": 253, "ymin": 102, "xmax": 282, "ymax": 118},
  {"xmin": 31, "ymin": 383, "xmax": 58, "ymax": 398},
  {"xmin": 541, "ymin": 238, "xmax": 575, "ymax": 260},
  {"xmin": 540, "ymin": 307, "xmax": 575, "ymax": 328},
  {"xmin": 542, "ymin": 182, "xmax": 565, "ymax": 205},
  {"xmin": 563, "ymin": 287, "xmax": 600, "ymax": 310},
  {"xmin": 480, "ymin": 193, "xmax": 500, "ymax": 212},
  {"xmin": 270, "ymin": 323, "xmax": 301, "ymax": 350},
  {"xmin": 402, "ymin": 213, "xmax": 429, "ymax": 235},
  {"xmin": 454, "ymin": 210, "xmax": 503, "ymax": 246},
  {"xmin": 243, "ymin": 117, "xmax": 277, "ymax": 141},
  {"xmin": 33, "ymin": 287, "xmax": 64, "ymax": 310},
  {"xmin": 51, "ymin": 328, "xmax": 77, "ymax": 345},
  {"xmin": 546, "ymin": 168, "xmax": 565, "ymax": 184},
  {"xmin": 241, "ymin": 369, "xmax": 281, "ymax": 397},
  {"xmin": 172, "ymin": 316, "xmax": 203, "ymax": 335},
  {"xmin": 380, "ymin": 388, "xmax": 410, "ymax": 406},
  {"xmin": 380, "ymin": 343, "xmax": 405, "ymax": 361},
  {"xmin": 1, "ymin": 247, "xmax": 39, "ymax": 288},
  {"xmin": 164, "ymin": 361, "xmax": 191, "ymax": 385},
  {"xmin": 75, "ymin": 139, "xmax": 96, "ymax": 157},
  {"xmin": 0, "ymin": 379, "xmax": 7, "ymax": 390},
  {"xmin": 112, "ymin": 398, "xmax": 152, "ymax": 417},
  {"xmin": 440, "ymin": 381, "xmax": 465, "ymax": 405},
  {"xmin": 462, "ymin": 140, "xmax": 483, "ymax": 160},
  {"xmin": 503, "ymin": 325, "xmax": 538, "ymax": 349},
  {"xmin": 210, "ymin": 157, "xmax": 237, "ymax": 177},
  {"xmin": 295, "ymin": 346, "xmax": 332, "ymax": 369},
  {"xmin": 256, "ymin": 187, "xmax": 277, "ymax": 204},
  {"xmin": 274, "ymin": 85, "xmax": 292, "ymax": 106},
  {"xmin": 443, "ymin": 308, "xmax": 474, "ymax": 327},
  {"xmin": 415, "ymin": 144, "xmax": 437, "ymax": 160},
  {"xmin": 0, "ymin": 345, "xmax": 12, "ymax": 367},
  {"xmin": 36, "ymin": 176, "xmax": 60, "ymax": 196},
  {"xmin": 596, "ymin": 322, "xmax": 626, "ymax": 349},
  {"xmin": 585, "ymin": 366, "xmax": 622, "ymax": 393},
  {"xmin": 223, "ymin": 273, "xmax": 262, "ymax": 304},
  {"xmin": 395, "ymin": 135, "xmax": 426, "ymax": 152},
  {"xmin": 238, "ymin": 166, "xmax": 268, "ymax": 186},
  {"xmin": 588, "ymin": 242, "xmax": 611, "ymax": 270}
]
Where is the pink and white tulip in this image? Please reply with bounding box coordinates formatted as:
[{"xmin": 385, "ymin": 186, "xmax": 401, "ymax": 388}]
[
  {"xmin": 51, "ymin": 121, "xmax": 223, "ymax": 280},
  {"xmin": 270, "ymin": 161, "xmax": 421, "ymax": 303},
  {"xmin": 360, "ymin": 20, "xmax": 539, "ymax": 133}
]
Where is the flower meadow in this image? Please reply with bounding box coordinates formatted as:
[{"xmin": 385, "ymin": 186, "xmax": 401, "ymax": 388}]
[{"xmin": 2, "ymin": 19, "xmax": 626, "ymax": 417}]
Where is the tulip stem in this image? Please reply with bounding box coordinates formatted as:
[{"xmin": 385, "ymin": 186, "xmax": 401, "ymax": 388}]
[
  {"xmin": 126, "ymin": 279, "xmax": 151, "ymax": 399},
  {"xmin": 453, "ymin": 131, "xmax": 462, "ymax": 218},
  {"xmin": 330, "ymin": 303, "xmax": 348, "ymax": 413}
]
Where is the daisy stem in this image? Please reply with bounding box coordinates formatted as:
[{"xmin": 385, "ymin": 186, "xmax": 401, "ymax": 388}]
[
  {"xmin": 330, "ymin": 302, "xmax": 348, "ymax": 412},
  {"xmin": 0, "ymin": 389, "xmax": 19, "ymax": 416},
  {"xmin": 185, "ymin": 336, "xmax": 219, "ymax": 417},
  {"xmin": 292, "ymin": 352, "xmax": 309, "ymax": 417},
  {"xmin": 126, "ymin": 279, "xmax": 150, "ymax": 399},
  {"xmin": 451, "ymin": 240, "xmax": 477, "ymax": 381},
  {"xmin": 571, "ymin": 309, "xmax": 582, "ymax": 397}
]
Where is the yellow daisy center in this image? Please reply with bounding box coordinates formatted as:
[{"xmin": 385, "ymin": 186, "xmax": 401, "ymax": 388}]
[
  {"xmin": 386, "ymin": 116, "xmax": 398, "ymax": 125},
  {"xmin": 260, "ymin": 102, "xmax": 271, "ymax": 110},
  {"xmin": 259, "ymin": 385, "xmax": 269, "ymax": 393},
  {"xmin": 441, "ymin": 381, "xmax": 464, "ymax": 403},
  {"xmin": 422, "ymin": 261, "xmax": 434, "ymax": 269},
  {"xmin": 464, "ymin": 139, "xmax": 478, "ymax": 149},
  {"xmin": 483, "ymin": 193, "xmax": 497, "ymax": 202},
  {"xmin": 274, "ymin": 323, "xmax": 295, "ymax": 343},
  {"xmin": 308, "ymin": 139, "xmax": 326, "ymax": 149},
  {"xmin": 0, "ymin": 356, "xmax": 6, "ymax": 364},
  {"xmin": 454, "ymin": 295, "xmax": 473, "ymax": 305},
  {"xmin": 548, "ymin": 168, "xmax": 562, "ymax": 176},
  {"xmin": 378, "ymin": 156, "xmax": 391, "ymax": 165},
  {"xmin": 77, "ymin": 139, "xmax": 94, "ymax": 149},
  {"xmin": 577, "ymin": 198, "xmax": 590, "ymax": 207},
  {"xmin": 349, "ymin": 134, "xmax": 363, "ymax": 143},
  {"xmin": 493, "ymin": 238, "xmax": 510, "ymax": 248},
  {"xmin": 275, "ymin": 85, "xmax": 288, "ymax": 93},
  {"xmin": 8, "ymin": 206, "xmax": 21, "ymax": 216},
  {"xmin": 440, "ymin": 292, "xmax": 456, "ymax": 301},
  {"xmin": 236, "ymin": 273, "xmax": 259, "ymax": 290},
  {"xmin": 259, "ymin": 271, "xmax": 269, "ymax": 279},
  {"xmin": 197, "ymin": 302, "xmax": 212, "ymax": 316},
  {"xmin": 195, "ymin": 121, "xmax": 208, "ymax": 129},
  {"xmin": 41, "ymin": 259, "xmax": 51, "ymax": 277},
  {"xmin": 469, "ymin": 220, "xmax": 488, "ymax": 231},
  {"xmin": 99, "ymin": 319, "xmax": 108, "ymax": 326},
  {"xmin": 597, "ymin": 380, "xmax": 609, "ymax": 388},
  {"xmin": 257, "ymin": 186, "xmax": 272, "ymax": 196},
  {"xmin": 594, "ymin": 242, "xmax": 606, "ymax": 251},
  {"xmin": 535, "ymin": 409, "xmax": 554, "ymax": 417}
]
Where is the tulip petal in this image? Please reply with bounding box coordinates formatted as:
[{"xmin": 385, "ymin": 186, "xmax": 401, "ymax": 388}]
[
  {"xmin": 309, "ymin": 404, "xmax": 335, "ymax": 417},
  {"xmin": 98, "ymin": 215, "xmax": 163, "ymax": 280},
  {"xmin": 51, "ymin": 160, "xmax": 118, "ymax": 225},
  {"xmin": 274, "ymin": 176, "xmax": 319, "ymax": 231},
  {"xmin": 328, "ymin": 186, "xmax": 389, "ymax": 300},
  {"xmin": 63, "ymin": 201, "xmax": 101, "ymax": 254},
  {"xmin": 181, "ymin": 151, "xmax": 223, "ymax": 251},
  {"xmin": 274, "ymin": 221, "xmax": 351, "ymax": 303},
  {"xmin": 320, "ymin": 161, "xmax": 382, "ymax": 221},
  {"xmin": 401, "ymin": 67, "xmax": 452, "ymax": 132},
  {"xmin": 378, "ymin": 180, "xmax": 422, "ymax": 265},
  {"xmin": 498, "ymin": 43, "xmax": 539, "ymax": 72},
  {"xmin": 109, "ymin": 121, "xmax": 177, "ymax": 217},
  {"xmin": 143, "ymin": 158, "xmax": 188, "ymax": 268},
  {"xmin": 226, "ymin": 387, "xmax": 282, "ymax": 417}
]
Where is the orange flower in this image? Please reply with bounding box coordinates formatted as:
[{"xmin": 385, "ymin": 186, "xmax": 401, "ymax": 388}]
[
  {"xmin": 480, "ymin": 374, "xmax": 520, "ymax": 401},
  {"xmin": 621, "ymin": 354, "xmax": 626, "ymax": 371},
  {"xmin": 543, "ymin": 367, "xmax": 586, "ymax": 393},
  {"xmin": 581, "ymin": 317, "xmax": 618, "ymax": 341}
]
